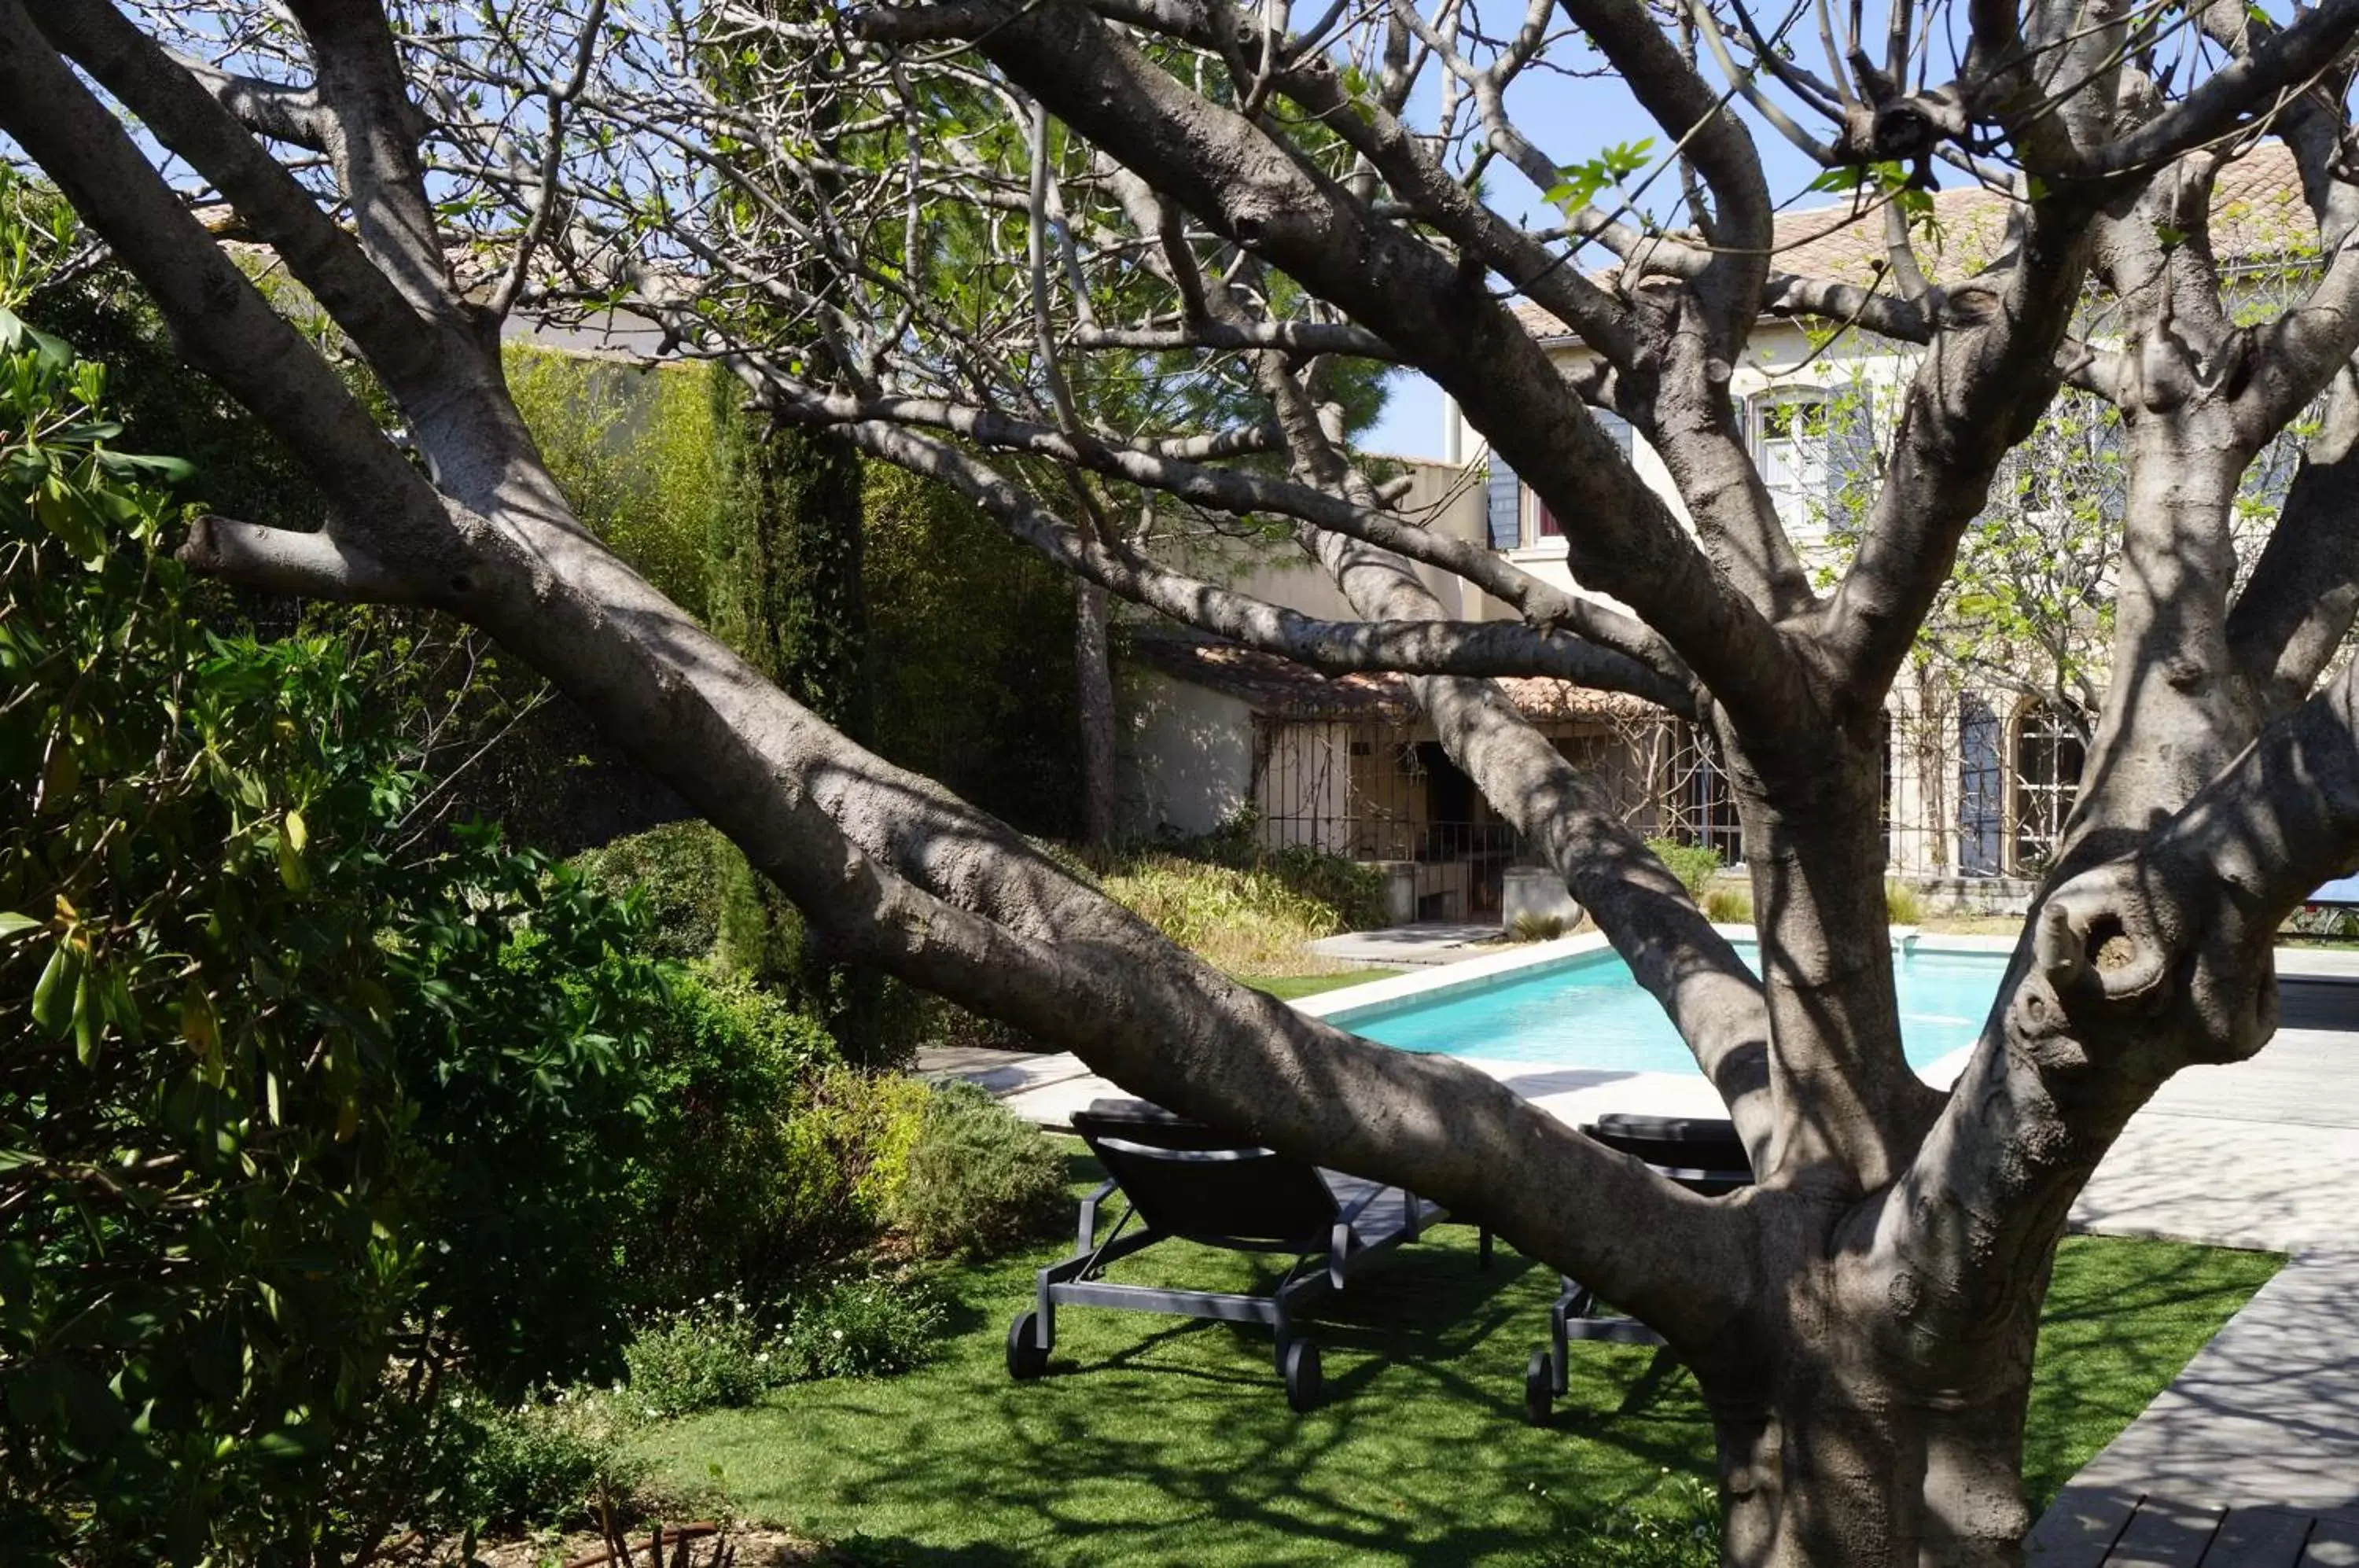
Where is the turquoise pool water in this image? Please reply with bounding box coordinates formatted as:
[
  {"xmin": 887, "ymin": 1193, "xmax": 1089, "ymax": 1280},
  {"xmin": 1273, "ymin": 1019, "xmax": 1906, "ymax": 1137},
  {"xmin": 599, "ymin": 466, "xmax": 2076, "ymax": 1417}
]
[{"xmin": 1327, "ymin": 943, "xmax": 2006, "ymax": 1073}]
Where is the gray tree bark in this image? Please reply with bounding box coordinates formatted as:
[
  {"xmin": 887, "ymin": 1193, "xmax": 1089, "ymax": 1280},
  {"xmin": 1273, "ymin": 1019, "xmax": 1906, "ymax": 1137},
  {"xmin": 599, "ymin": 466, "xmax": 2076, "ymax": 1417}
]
[{"xmin": 17, "ymin": 0, "xmax": 2359, "ymax": 1562}]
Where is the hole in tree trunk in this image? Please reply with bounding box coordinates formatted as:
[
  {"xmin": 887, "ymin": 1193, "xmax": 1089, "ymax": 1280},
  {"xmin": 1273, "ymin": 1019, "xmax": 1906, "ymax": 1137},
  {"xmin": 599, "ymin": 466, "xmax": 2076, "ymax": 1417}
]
[{"xmin": 2087, "ymin": 914, "xmax": 2135, "ymax": 973}]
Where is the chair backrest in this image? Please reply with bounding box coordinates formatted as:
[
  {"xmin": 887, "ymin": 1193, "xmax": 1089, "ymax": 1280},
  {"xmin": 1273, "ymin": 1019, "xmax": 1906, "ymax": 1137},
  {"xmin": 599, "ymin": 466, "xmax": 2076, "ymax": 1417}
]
[
  {"xmin": 1069, "ymin": 1099, "xmax": 1340, "ymax": 1250},
  {"xmin": 1581, "ymin": 1114, "xmax": 1754, "ymax": 1197}
]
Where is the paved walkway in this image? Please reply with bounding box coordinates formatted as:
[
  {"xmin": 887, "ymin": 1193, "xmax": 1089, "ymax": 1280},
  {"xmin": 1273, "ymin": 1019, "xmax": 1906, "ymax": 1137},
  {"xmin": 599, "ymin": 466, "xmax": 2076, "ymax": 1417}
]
[
  {"xmin": 2027, "ymin": 1250, "xmax": 2359, "ymax": 1561},
  {"xmin": 1301, "ymin": 921, "xmax": 1502, "ymax": 966}
]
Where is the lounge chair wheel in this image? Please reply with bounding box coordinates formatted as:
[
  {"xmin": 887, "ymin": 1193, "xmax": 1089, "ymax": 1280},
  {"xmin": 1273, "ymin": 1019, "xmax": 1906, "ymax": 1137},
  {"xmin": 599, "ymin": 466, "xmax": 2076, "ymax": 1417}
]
[
  {"xmin": 1282, "ymin": 1338, "xmax": 1323, "ymax": 1413},
  {"xmin": 1524, "ymin": 1348, "xmax": 1554, "ymax": 1426},
  {"xmin": 1007, "ymin": 1311, "xmax": 1050, "ymax": 1381}
]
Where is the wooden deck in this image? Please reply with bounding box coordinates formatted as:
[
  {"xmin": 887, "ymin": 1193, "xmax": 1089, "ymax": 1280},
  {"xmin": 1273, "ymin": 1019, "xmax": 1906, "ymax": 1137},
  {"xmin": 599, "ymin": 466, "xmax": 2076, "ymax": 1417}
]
[{"xmin": 2026, "ymin": 1490, "xmax": 2359, "ymax": 1565}]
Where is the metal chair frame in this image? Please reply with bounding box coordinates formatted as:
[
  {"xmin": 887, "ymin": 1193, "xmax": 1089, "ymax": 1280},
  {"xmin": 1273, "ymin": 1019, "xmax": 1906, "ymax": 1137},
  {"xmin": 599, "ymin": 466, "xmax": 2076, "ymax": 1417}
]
[{"xmin": 1007, "ymin": 1100, "xmax": 1485, "ymax": 1411}]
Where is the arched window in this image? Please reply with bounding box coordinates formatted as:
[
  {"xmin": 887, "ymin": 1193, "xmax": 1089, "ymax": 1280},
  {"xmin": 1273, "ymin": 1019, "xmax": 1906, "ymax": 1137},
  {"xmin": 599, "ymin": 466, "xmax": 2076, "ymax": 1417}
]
[
  {"xmin": 2011, "ymin": 702, "xmax": 2087, "ymax": 874},
  {"xmin": 1957, "ymin": 697, "xmax": 2004, "ymax": 876}
]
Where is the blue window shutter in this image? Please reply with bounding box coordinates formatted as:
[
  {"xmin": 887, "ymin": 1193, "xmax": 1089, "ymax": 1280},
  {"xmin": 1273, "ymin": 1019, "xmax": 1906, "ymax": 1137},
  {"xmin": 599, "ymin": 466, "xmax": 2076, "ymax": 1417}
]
[
  {"xmin": 1593, "ymin": 409, "xmax": 1636, "ymax": 458},
  {"xmin": 1486, "ymin": 454, "xmax": 1521, "ymax": 550}
]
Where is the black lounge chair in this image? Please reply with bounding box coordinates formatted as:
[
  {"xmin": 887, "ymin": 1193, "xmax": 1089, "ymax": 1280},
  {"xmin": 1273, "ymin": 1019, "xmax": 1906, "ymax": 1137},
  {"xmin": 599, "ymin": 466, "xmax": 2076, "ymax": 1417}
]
[
  {"xmin": 1007, "ymin": 1097, "xmax": 1486, "ymax": 1412},
  {"xmin": 1523, "ymin": 1113, "xmax": 1754, "ymax": 1426}
]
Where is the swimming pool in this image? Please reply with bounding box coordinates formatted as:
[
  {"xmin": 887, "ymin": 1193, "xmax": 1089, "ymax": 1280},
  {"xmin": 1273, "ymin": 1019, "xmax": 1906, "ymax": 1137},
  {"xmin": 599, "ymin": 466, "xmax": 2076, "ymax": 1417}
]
[{"xmin": 1322, "ymin": 941, "xmax": 2008, "ymax": 1073}]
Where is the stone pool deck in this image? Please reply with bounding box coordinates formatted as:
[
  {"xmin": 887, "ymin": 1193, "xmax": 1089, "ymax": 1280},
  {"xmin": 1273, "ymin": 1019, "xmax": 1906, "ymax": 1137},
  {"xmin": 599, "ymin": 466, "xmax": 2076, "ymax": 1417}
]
[{"xmin": 918, "ymin": 937, "xmax": 2359, "ymax": 1552}]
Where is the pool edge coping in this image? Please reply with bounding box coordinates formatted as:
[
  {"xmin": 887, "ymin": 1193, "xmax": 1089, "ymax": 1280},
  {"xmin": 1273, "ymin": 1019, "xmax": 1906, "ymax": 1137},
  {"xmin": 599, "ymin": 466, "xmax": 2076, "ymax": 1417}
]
[
  {"xmin": 1291, "ymin": 923, "xmax": 2019, "ymax": 1025},
  {"xmin": 1290, "ymin": 926, "xmax": 2359, "ymax": 1032}
]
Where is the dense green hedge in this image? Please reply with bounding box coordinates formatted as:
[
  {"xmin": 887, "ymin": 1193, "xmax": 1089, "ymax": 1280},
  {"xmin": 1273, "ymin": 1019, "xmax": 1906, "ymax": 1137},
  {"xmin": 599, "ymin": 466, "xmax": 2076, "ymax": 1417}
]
[{"xmin": 0, "ymin": 297, "xmax": 683, "ymax": 1555}]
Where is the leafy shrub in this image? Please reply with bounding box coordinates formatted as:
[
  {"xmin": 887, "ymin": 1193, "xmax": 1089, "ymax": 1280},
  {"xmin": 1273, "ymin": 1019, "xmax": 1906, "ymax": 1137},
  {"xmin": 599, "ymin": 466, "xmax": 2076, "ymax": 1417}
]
[
  {"xmin": 1703, "ymin": 887, "xmax": 1754, "ymax": 924},
  {"xmin": 624, "ymin": 969, "xmax": 839, "ymax": 1305},
  {"xmin": 0, "ymin": 274, "xmax": 686, "ymax": 1555},
  {"xmin": 618, "ymin": 1273, "xmax": 942, "ymax": 1415},
  {"xmin": 779, "ymin": 1066, "xmax": 937, "ymax": 1253},
  {"xmin": 1645, "ymin": 837, "xmax": 1724, "ymax": 900},
  {"xmin": 576, "ymin": 820, "xmax": 929, "ymax": 1066},
  {"xmin": 1510, "ymin": 912, "xmax": 1569, "ymax": 942},
  {"xmin": 780, "ymin": 1276, "xmax": 944, "ymax": 1381},
  {"xmin": 504, "ymin": 347, "xmax": 718, "ymax": 618},
  {"xmin": 1522, "ymin": 1471, "xmax": 1719, "ymax": 1568},
  {"xmin": 1886, "ymin": 878, "xmax": 1927, "ymax": 926},
  {"xmin": 892, "ymin": 1083, "xmax": 1069, "ymax": 1259},
  {"xmin": 394, "ymin": 846, "xmax": 677, "ymax": 1399},
  {"xmin": 621, "ymin": 1294, "xmax": 781, "ymax": 1418},
  {"xmin": 574, "ymin": 820, "xmax": 742, "ymax": 965},
  {"xmin": 451, "ymin": 1387, "xmax": 651, "ymax": 1536}
]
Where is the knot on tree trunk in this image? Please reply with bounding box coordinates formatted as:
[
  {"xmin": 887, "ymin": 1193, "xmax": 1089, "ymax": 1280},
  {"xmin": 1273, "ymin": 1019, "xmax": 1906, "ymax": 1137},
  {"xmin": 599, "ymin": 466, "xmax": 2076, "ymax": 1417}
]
[
  {"xmin": 2025, "ymin": 858, "xmax": 2277, "ymax": 1072},
  {"xmin": 2034, "ymin": 876, "xmax": 2175, "ymax": 1020}
]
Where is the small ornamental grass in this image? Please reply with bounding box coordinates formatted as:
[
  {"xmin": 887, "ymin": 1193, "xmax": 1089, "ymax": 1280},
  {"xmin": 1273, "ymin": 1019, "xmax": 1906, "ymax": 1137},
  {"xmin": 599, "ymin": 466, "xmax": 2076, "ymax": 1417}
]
[
  {"xmin": 1886, "ymin": 878, "xmax": 1928, "ymax": 925},
  {"xmin": 1509, "ymin": 911, "xmax": 1569, "ymax": 943},
  {"xmin": 1702, "ymin": 887, "xmax": 1754, "ymax": 925}
]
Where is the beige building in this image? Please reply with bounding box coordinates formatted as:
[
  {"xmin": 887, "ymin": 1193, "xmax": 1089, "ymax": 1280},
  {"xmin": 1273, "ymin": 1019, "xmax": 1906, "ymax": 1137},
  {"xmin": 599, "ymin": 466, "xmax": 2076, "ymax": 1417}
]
[{"xmin": 1121, "ymin": 148, "xmax": 2314, "ymax": 920}]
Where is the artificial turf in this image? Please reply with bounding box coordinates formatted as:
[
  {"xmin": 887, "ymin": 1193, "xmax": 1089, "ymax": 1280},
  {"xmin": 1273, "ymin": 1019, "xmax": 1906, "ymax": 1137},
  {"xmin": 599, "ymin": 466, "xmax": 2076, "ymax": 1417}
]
[
  {"xmin": 637, "ymin": 1161, "xmax": 2280, "ymax": 1567},
  {"xmin": 1243, "ymin": 970, "xmax": 1406, "ymax": 1000}
]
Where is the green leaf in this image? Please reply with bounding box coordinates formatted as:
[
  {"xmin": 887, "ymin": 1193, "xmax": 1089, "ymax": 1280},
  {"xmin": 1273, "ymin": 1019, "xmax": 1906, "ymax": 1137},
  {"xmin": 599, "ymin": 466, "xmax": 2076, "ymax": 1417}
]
[
  {"xmin": 32, "ymin": 479, "xmax": 106, "ymax": 568},
  {"xmin": 255, "ymin": 1421, "xmax": 328, "ymax": 1459},
  {"xmin": 31, "ymin": 940, "xmax": 80, "ymax": 1036},
  {"xmin": 0, "ymin": 912, "xmax": 39, "ymax": 940},
  {"xmin": 181, "ymin": 982, "xmax": 219, "ymax": 1060},
  {"xmin": 94, "ymin": 449, "xmax": 197, "ymax": 484},
  {"xmin": 278, "ymin": 819, "xmax": 311, "ymax": 895},
  {"xmin": 73, "ymin": 968, "xmax": 98, "ymax": 1066},
  {"xmin": 0, "ymin": 305, "xmax": 72, "ymax": 370}
]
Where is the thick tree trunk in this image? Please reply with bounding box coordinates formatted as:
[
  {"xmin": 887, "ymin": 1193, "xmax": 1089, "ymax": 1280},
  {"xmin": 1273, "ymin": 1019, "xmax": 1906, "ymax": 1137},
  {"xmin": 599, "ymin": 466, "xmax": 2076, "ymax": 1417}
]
[
  {"xmin": 1713, "ymin": 1382, "xmax": 2036, "ymax": 1567},
  {"xmin": 1698, "ymin": 1213, "xmax": 2044, "ymax": 1568},
  {"xmin": 1735, "ymin": 735, "xmax": 1940, "ymax": 1187},
  {"xmin": 2062, "ymin": 410, "xmax": 2258, "ymax": 867}
]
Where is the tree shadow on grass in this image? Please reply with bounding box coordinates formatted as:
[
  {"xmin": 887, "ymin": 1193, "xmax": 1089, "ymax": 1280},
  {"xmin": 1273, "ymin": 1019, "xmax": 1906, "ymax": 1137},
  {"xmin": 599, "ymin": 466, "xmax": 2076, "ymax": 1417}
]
[
  {"xmin": 648, "ymin": 1161, "xmax": 2276, "ymax": 1563},
  {"xmin": 666, "ymin": 1209, "xmax": 1724, "ymax": 1567},
  {"xmin": 2020, "ymin": 1234, "xmax": 2284, "ymax": 1510}
]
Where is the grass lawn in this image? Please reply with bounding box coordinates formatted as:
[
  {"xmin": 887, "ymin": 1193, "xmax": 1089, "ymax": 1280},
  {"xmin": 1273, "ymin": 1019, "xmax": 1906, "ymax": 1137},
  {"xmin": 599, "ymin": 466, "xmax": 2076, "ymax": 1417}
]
[
  {"xmin": 639, "ymin": 1157, "xmax": 2279, "ymax": 1566},
  {"xmin": 1243, "ymin": 970, "xmax": 1404, "ymax": 1001}
]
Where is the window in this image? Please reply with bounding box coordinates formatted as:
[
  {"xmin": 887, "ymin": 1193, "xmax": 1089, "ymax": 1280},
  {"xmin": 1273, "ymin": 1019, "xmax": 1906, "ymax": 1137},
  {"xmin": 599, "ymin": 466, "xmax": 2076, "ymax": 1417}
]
[
  {"xmin": 2012, "ymin": 702, "xmax": 2087, "ymax": 875},
  {"xmin": 1957, "ymin": 697, "xmax": 2004, "ymax": 876},
  {"xmin": 1528, "ymin": 491, "xmax": 1563, "ymax": 543},
  {"xmin": 1878, "ymin": 711, "xmax": 1893, "ymax": 847},
  {"xmin": 1755, "ymin": 394, "xmax": 1831, "ymax": 535},
  {"xmin": 1518, "ymin": 410, "xmax": 1633, "ymax": 550}
]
